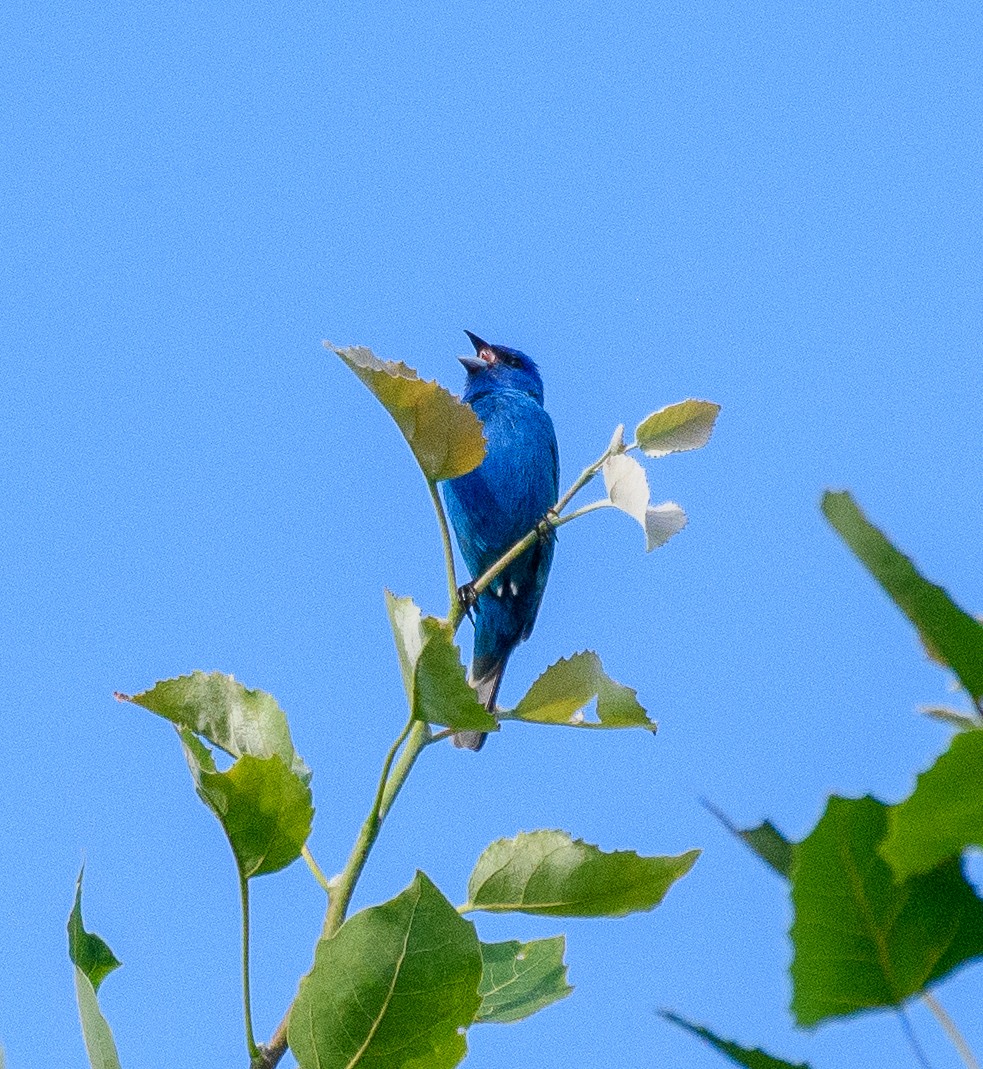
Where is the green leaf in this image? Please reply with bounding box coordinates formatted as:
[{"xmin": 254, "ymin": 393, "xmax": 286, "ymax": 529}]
[
  {"xmin": 822, "ymin": 491, "xmax": 983, "ymax": 701},
  {"xmin": 117, "ymin": 671, "xmax": 310, "ymax": 781},
  {"xmin": 386, "ymin": 592, "xmax": 497, "ymax": 732},
  {"xmin": 704, "ymin": 802, "xmax": 793, "ymax": 879},
  {"xmin": 68, "ymin": 870, "xmax": 121, "ymax": 993},
  {"xmin": 882, "ymin": 730, "xmax": 983, "ymax": 879},
  {"xmin": 634, "ymin": 399, "xmax": 720, "ymax": 458},
  {"xmin": 331, "ymin": 343, "xmax": 486, "ymax": 482},
  {"xmin": 476, "ymin": 936, "xmax": 573, "ymax": 1024},
  {"xmin": 180, "ymin": 734, "xmax": 314, "ymax": 878},
  {"xmin": 74, "ymin": 970, "xmax": 124, "ymax": 1069},
  {"xmin": 790, "ymin": 794, "xmax": 983, "ymax": 1026},
  {"xmin": 662, "ymin": 1013, "xmax": 810, "ymax": 1069},
  {"xmin": 601, "ymin": 453, "xmax": 687, "ymax": 551},
  {"xmin": 289, "ymin": 872, "xmax": 482, "ymax": 1069},
  {"xmin": 466, "ymin": 830, "xmax": 698, "ymax": 917},
  {"xmin": 738, "ymin": 821, "xmax": 794, "ymax": 880},
  {"xmin": 68, "ymin": 872, "xmax": 123, "ymax": 1069},
  {"xmin": 509, "ymin": 651, "xmax": 657, "ymax": 732}
]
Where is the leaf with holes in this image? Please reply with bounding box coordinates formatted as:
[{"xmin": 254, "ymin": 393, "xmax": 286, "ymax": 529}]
[
  {"xmin": 118, "ymin": 671, "xmax": 310, "ymax": 781},
  {"xmin": 509, "ymin": 651, "xmax": 656, "ymax": 732},
  {"xmin": 180, "ymin": 731, "xmax": 313, "ymax": 879},
  {"xmin": 331, "ymin": 344, "xmax": 486, "ymax": 482}
]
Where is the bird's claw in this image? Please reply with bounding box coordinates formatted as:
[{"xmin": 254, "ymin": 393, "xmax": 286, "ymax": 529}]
[
  {"xmin": 536, "ymin": 509, "xmax": 559, "ymax": 544},
  {"xmin": 457, "ymin": 582, "xmax": 479, "ymax": 622}
]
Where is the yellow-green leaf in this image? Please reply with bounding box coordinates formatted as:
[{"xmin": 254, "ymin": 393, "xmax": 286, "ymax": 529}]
[
  {"xmin": 331, "ymin": 344, "xmax": 486, "ymax": 482},
  {"xmin": 635, "ymin": 399, "xmax": 720, "ymax": 457},
  {"xmin": 510, "ymin": 651, "xmax": 656, "ymax": 732}
]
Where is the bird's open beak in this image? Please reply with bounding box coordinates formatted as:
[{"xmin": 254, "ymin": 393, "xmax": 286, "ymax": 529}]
[{"xmin": 460, "ymin": 330, "xmax": 496, "ymax": 372}]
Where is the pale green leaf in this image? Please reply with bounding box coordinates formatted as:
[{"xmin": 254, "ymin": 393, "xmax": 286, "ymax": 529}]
[
  {"xmin": 644, "ymin": 501, "xmax": 688, "ymax": 549},
  {"xmin": 466, "ymin": 830, "xmax": 698, "ymax": 917},
  {"xmin": 634, "ymin": 399, "xmax": 720, "ymax": 457},
  {"xmin": 289, "ymin": 872, "xmax": 481, "ymax": 1069},
  {"xmin": 117, "ymin": 671, "xmax": 310, "ymax": 781},
  {"xmin": 74, "ymin": 969, "xmax": 123, "ymax": 1069},
  {"xmin": 603, "ymin": 453, "xmax": 649, "ymax": 525},
  {"xmin": 476, "ymin": 937, "xmax": 572, "ymax": 1024},
  {"xmin": 331, "ymin": 344, "xmax": 486, "ymax": 482},
  {"xmin": 882, "ymin": 731, "xmax": 983, "ymax": 879},
  {"xmin": 385, "ymin": 592, "xmax": 497, "ymax": 733},
  {"xmin": 509, "ymin": 651, "xmax": 656, "ymax": 732},
  {"xmin": 180, "ymin": 734, "xmax": 313, "ymax": 879}
]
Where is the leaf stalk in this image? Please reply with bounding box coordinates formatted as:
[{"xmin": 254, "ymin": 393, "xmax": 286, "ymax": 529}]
[{"xmin": 239, "ymin": 875, "xmax": 259, "ymax": 1063}]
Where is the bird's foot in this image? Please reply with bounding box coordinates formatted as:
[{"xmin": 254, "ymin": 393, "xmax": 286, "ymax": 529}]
[
  {"xmin": 457, "ymin": 582, "xmax": 479, "ymax": 622},
  {"xmin": 536, "ymin": 509, "xmax": 560, "ymax": 544}
]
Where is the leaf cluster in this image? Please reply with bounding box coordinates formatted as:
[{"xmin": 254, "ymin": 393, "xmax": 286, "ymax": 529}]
[
  {"xmin": 70, "ymin": 343, "xmax": 717, "ymax": 1069},
  {"xmin": 669, "ymin": 492, "xmax": 983, "ymax": 1068}
]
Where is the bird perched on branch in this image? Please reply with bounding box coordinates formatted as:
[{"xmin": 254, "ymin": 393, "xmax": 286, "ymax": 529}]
[{"xmin": 443, "ymin": 331, "xmax": 559, "ymax": 750}]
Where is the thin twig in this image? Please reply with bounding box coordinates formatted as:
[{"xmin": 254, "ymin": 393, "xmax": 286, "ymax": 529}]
[
  {"xmin": 445, "ymin": 431, "xmax": 624, "ymax": 632},
  {"xmin": 426, "ymin": 477, "xmax": 459, "ymax": 612},
  {"xmin": 923, "ymin": 991, "xmax": 980, "ymax": 1069},
  {"xmin": 301, "ymin": 845, "xmax": 332, "ymax": 896},
  {"xmin": 322, "ymin": 717, "xmax": 420, "ymax": 935},
  {"xmin": 239, "ymin": 875, "xmax": 259, "ymax": 1063}
]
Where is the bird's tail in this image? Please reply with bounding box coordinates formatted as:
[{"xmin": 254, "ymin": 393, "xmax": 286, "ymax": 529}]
[{"xmin": 452, "ymin": 656, "xmax": 507, "ymax": 751}]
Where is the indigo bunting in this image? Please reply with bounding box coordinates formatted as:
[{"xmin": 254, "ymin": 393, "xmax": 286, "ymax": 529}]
[{"xmin": 443, "ymin": 331, "xmax": 559, "ymax": 750}]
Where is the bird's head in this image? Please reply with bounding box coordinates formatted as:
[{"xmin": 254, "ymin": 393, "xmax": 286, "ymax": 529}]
[{"xmin": 459, "ymin": 331, "xmax": 545, "ymax": 405}]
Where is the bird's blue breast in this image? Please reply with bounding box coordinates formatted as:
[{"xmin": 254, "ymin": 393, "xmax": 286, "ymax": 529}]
[
  {"xmin": 445, "ymin": 388, "xmax": 558, "ymax": 579},
  {"xmin": 444, "ymin": 385, "xmax": 559, "ymax": 669}
]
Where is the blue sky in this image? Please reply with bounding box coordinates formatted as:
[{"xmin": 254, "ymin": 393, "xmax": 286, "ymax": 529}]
[{"xmin": 4, "ymin": 2, "xmax": 982, "ymax": 1067}]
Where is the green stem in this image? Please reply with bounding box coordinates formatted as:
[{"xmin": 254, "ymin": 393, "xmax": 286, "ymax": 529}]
[
  {"xmin": 378, "ymin": 720, "xmax": 431, "ymax": 821},
  {"xmin": 322, "ymin": 718, "xmax": 429, "ymax": 936},
  {"xmin": 427, "ymin": 477, "xmax": 459, "ymax": 612},
  {"xmin": 301, "ymin": 845, "xmax": 332, "ymax": 895},
  {"xmin": 448, "ymin": 501, "xmax": 613, "ymax": 634},
  {"xmin": 239, "ymin": 874, "xmax": 259, "ymax": 1063},
  {"xmin": 923, "ymin": 991, "xmax": 979, "ymax": 1069},
  {"xmin": 559, "ymin": 500, "xmax": 612, "ymax": 524},
  {"xmin": 553, "ymin": 453, "xmax": 608, "ymax": 515},
  {"xmin": 256, "ymin": 719, "xmax": 434, "ymax": 1069}
]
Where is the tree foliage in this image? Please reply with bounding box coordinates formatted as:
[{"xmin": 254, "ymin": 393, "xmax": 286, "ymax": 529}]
[{"xmin": 73, "ymin": 345, "xmax": 715, "ymax": 1068}]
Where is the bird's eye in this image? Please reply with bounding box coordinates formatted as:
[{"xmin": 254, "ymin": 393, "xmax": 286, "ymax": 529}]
[{"xmin": 500, "ymin": 353, "xmax": 520, "ymax": 368}]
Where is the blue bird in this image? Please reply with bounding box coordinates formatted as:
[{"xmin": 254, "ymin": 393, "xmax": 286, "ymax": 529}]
[{"xmin": 443, "ymin": 331, "xmax": 560, "ymax": 750}]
